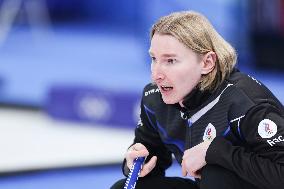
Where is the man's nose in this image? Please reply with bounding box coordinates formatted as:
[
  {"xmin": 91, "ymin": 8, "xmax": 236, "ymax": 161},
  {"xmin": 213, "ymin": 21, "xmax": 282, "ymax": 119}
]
[{"xmin": 151, "ymin": 64, "xmax": 164, "ymax": 82}]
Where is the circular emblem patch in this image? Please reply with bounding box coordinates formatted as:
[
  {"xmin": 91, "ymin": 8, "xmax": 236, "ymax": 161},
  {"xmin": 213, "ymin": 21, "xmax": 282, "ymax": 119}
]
[
  {"xmin": 203, "ymin": 123, "xmax": 216, "ymax": 142},
  {"xmin": 258, "ymin": 119, "xmax": 277, "ymax": 138}
]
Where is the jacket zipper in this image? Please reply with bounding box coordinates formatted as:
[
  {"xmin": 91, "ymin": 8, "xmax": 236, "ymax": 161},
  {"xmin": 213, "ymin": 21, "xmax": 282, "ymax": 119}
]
[{"xmin": 185, "ymin": 119, "xmax": 193, "ymax": 150}]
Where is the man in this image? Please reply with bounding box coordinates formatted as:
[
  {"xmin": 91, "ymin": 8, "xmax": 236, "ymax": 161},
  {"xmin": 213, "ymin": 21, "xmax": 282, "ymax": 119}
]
[{"xmin": 111, "ymin": 11, "xmax": 284, "ymax": 189}]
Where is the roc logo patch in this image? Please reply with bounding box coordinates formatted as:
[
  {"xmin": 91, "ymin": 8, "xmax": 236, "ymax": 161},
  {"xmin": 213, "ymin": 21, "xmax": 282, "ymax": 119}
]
[
  {"xmin": 203, "ymin": 123, "xmax": 216, "ymax": 142},
  {"xmin": 258, "ymin": 119, "xmax": 277, "ymax": 138}
]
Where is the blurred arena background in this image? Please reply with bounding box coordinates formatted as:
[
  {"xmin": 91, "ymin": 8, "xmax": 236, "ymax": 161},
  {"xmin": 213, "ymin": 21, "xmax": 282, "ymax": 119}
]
[{"xmin": 0, "ymin": 0, "xmax": 284, "ymax": 188}]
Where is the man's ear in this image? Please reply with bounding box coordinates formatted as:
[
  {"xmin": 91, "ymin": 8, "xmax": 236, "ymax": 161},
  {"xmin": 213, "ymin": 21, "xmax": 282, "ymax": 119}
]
[{"xmin": 201, "ymin": 51, "xmax": 216, "ymax": 74}]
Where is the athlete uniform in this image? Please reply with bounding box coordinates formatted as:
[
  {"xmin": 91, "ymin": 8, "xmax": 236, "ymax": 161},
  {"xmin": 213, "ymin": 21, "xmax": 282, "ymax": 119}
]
[{"xmin": 114, "ymin": 69, "xmax": 284, "ymax": 189}]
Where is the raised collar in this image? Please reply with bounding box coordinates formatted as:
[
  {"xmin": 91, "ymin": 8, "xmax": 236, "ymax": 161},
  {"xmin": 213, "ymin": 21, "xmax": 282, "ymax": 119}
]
[
  {"xmin": 179, "ymin": 68, "xmax": 239, "ymax": 112},
  {"xmin": 181, "ymin": 88, "xmax": 212, "ymax": 111}
]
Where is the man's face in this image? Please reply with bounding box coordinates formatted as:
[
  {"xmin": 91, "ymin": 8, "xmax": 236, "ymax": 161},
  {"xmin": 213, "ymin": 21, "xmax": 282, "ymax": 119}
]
[{"xmin": 149, "ymin": 34, "xmax": 203, "ymax": 105}]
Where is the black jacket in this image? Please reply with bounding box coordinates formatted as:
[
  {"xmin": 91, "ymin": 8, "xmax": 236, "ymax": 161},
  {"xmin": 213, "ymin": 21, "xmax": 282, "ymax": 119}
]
[{"xmin": 125, "ymin": 69, "xmax": 284, "ymax": 189}]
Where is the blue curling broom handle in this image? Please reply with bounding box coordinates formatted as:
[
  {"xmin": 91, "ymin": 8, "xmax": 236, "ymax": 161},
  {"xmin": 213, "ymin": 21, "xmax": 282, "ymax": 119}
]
[{"xmin": 124, "ymin": 157, "xmax": 145, "ymax": 189}]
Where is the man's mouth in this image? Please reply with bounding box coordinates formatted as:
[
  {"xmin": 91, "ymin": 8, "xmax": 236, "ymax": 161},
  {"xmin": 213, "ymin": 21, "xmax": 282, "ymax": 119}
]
[{"xmin": 161, "ymin": 85, "xmax": 173, "ymax": 92}]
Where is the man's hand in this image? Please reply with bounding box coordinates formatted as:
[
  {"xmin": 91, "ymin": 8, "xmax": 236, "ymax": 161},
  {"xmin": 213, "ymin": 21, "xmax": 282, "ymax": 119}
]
[
  {"xmin": 125, "ymin": 143, "xmax": 157, "ymax": 177},
  {"xmin": 181, "ymin": 141, "xmax": 211, "ymax": 178}
]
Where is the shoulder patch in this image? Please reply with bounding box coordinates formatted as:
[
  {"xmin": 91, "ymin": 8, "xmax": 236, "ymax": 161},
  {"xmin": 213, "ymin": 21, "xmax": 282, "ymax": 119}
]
[{"xmin": 258, "ymin": 119, "xmax": 277, "ymax": 138}]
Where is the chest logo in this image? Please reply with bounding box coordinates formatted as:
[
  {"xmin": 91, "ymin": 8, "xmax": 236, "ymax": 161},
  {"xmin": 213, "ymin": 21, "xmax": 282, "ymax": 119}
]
[
  {"xmin": 180, "ymin": 111, "xmax": 189, "ymax": 120},
  {"xmin": 203, "ymin": 123, "xmax": 216, "ymax": 142},
  {"xmin": 145, "ymin": 88, "xmax": 160, "ymax": 96},
  {"xmin": 258, "ymin": 119, "xmax": 277, "ymax": 138}
]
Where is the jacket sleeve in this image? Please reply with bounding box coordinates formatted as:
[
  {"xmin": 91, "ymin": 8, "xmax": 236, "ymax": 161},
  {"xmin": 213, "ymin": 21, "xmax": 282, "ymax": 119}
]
[
  {"xmin": 205, "ymin": 103, "xmax": 284, "ymax": 189},
  {"xmin": 122, "ymin": 90, "xmax": 172, "ymax": 177}
]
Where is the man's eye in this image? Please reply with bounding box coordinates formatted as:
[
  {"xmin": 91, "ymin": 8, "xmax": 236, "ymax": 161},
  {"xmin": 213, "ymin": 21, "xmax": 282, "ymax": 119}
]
[
  {"xmin": 151, "ymin": 57, "xmax": 156, "ymax": 62},
  {"xmin": 167, "ymin": 59, "xmax": 176, "ymax": 64}
]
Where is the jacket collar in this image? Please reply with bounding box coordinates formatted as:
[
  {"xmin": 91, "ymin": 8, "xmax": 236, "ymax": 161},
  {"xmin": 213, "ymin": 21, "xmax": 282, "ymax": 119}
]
[
  {"xmin": 181, "ymin": 88, "xmax": 212, "ymax": 111},
  {"xmin": 177, "ymin": 68, "xmax": 239, "ymax": 113}
]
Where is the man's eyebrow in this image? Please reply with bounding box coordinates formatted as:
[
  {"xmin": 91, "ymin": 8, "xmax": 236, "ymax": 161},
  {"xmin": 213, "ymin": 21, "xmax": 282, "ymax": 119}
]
[
  {"xmin": 148, "ymin": 51, "xmax": 177, "ymax": 57},
  {"xmin": 161, "ymin": 53, "xmax": 177, "ymax": 57}
]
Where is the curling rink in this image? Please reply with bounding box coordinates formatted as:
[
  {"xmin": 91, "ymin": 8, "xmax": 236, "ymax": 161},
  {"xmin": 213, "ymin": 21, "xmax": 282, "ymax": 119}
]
[{"xmin": 0, "ymin": 18, "xmax": 284, "ymax": 189}]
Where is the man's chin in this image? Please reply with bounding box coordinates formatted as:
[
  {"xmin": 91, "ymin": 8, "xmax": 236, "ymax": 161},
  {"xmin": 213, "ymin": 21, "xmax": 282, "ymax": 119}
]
[{"xmin": 162, "ymin": 97, "xmax": 177, "ymax": 105}]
